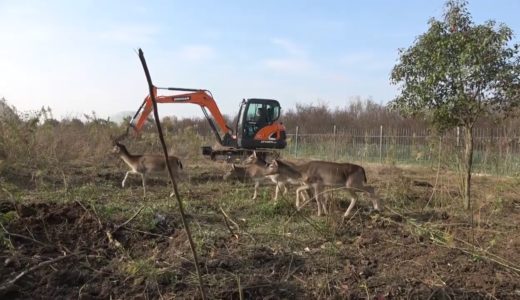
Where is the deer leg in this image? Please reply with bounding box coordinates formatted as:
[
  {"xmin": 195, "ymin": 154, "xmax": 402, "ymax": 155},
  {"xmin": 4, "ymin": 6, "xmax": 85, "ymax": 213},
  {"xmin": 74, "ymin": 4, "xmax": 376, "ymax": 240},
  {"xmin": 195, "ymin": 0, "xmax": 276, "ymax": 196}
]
[
  {"xmin": 321, "ymin": 190, "xmax": 329, "ymax": 215},
  {"xmin": 313, "ymin": 184, "xmax": 323, "ymax": 216},
  {"xmin": 295, "ymin": 185, "xmax": 309, "ymax": 209},
  {"xmin": 342, "ymin": 190, "xmax": 358, "ymax": 220},
  {"xmin": 274, "ymin": 184, "xmax": 279, "ymax": 201},
  {"xmin": 252, "ymin": 180, "xmax": 260, "ymax": 200},
  {"xmin": 141, "ymin": 173, "xmax": 146, "ymax": 197},
  {"xmin": 282, "ymin": 183, "xmax": 289, "ymax": 195},
  {"xmin": 366, "ymin": 186, "xmax": 380, "ymax": 211},
  {"xmin": 169, "ymin": 181, "xmax": 175, "ymax": 197},
  {"xmin": 122, "ymin": 171, "xmax": 132, "ymax": 188}
]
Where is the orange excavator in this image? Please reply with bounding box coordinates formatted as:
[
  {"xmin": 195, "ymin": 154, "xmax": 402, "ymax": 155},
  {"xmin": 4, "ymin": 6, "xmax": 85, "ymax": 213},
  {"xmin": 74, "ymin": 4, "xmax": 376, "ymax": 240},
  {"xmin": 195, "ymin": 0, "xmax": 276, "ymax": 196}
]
[{"xmin": 129, "ymin": 86, "xmax": 287, "ymax": 161}]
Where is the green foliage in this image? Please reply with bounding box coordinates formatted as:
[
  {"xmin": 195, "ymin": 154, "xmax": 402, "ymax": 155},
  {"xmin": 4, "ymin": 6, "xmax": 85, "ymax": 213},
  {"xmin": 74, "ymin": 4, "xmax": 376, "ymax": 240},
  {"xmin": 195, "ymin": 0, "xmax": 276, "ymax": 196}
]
[
  {"xmin": 390, "ymin": 0, "xmax": 520, "ymax": 209},
  {"xmin": 0, "ymin": 210, "xmax": 18, "ymax": 225},
  {"xmin": 390, "ymin": 0, "xmax": 520, "ymax": 131}
]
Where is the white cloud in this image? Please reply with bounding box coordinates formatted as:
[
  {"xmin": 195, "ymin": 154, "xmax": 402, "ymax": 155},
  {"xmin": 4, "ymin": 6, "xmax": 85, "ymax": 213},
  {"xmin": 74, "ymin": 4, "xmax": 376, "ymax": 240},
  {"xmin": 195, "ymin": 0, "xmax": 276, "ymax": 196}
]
[
  {"xmin": 176, "ymin": 45, "xmax": 216, "ymax": 62},
  {"xmin": 98, "ymin": 25, "xmax": 160, "ymax": 44},
  {"xmin": 270, "ymin": 38, "xmax": 306, "ymax": 57},
  {"xmin": 264, "ymin": 58, "xmax": 311, "ymax": 72},
  {"xmin": 340, "ymin": 52, "xmax": 375, "ymax": 66},
  {"xmin": 339, "ymin": 51, "xmax": 393, "ymax": 71},
  {"xmin": 263, "ymin": 38, "xmax": 312, "ymax": 73}
]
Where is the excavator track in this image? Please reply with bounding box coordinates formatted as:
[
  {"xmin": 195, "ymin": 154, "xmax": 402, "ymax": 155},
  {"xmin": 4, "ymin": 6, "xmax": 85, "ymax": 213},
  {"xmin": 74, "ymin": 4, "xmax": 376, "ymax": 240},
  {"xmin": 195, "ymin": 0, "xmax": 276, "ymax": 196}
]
[{"xmin": 202, "ymin": 146, "xmax": 280, "ymax": 163}]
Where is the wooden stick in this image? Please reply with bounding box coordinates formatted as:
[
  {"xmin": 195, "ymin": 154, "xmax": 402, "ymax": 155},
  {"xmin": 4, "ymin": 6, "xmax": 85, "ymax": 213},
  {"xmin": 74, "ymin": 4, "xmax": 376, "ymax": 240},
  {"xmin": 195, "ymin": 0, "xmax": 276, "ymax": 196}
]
[
  {"xmin": 0, "ymin": 253, "xmax": 80, "ymax": 294},
  {"xmin": 219, "ymin": 206, "xmax": 240, "ymax": 234},
  {"xmin": 138, "ymin": 48, "xmax": 206, "ymax": 300},
  {"xmin": 112, "ymin": 205, "xmax": 145, "ymax": 233},
  {"xmin": 0, "ymin": 223, "xmax": 51, "ymax": 248}
]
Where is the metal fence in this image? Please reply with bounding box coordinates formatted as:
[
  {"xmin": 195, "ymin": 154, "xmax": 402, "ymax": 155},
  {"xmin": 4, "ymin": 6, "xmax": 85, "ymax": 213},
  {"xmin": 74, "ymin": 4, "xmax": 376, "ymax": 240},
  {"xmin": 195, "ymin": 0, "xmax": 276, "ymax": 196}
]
[{"xmin": 282, "ymin": 126, "xmax": 520, "ymax": 176}]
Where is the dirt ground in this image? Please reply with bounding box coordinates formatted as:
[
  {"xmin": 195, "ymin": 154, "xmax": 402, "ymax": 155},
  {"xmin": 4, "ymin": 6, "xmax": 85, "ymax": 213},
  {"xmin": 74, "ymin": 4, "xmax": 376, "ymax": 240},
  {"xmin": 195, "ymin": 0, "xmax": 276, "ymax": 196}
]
[{"xmin": 1, "ymin": 162, "xmax": 520, "ymax": 299}]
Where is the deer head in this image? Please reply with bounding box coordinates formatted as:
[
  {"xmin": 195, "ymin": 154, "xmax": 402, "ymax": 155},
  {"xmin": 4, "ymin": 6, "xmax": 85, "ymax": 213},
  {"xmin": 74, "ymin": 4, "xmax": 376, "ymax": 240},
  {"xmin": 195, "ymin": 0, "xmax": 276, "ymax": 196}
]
[{"xmin": 111, "ymin": 128, "xmax": 129, "ymax": 153}]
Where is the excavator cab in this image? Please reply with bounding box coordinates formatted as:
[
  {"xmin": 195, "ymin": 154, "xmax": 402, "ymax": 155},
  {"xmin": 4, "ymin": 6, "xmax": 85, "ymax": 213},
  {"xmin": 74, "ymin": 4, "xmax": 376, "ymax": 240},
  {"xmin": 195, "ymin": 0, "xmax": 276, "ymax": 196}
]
[{"xmin": 235, "ymin": 99, "xmax": 286, "ymax": 149}]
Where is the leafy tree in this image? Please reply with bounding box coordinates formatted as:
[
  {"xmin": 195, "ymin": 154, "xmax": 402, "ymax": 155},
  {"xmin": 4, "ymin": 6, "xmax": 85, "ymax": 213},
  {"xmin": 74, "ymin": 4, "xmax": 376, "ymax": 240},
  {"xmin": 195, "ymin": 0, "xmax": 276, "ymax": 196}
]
[{"xmin": 390, "ymin": 0, "xmax": 520, "ymax": 209}]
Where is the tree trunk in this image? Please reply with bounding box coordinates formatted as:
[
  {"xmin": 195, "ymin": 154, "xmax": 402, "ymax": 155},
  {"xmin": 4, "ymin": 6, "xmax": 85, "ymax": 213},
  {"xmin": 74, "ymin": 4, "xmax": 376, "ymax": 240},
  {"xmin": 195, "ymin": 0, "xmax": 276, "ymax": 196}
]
[{"xmin": 463, "ymin": 125, "xmax": 474, "ymax": 209}]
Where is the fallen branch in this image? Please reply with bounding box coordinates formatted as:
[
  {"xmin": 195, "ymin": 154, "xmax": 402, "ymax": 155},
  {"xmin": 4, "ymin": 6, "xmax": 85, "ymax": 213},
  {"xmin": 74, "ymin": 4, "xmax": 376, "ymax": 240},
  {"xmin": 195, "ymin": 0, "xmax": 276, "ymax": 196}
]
[
  {"xmin": 122, "ymin": 226, "xmax": 170, "ymax": 238},
  {"xmin": 105, "ymin": 205, "xmax": 145, "ymax": 248},
  {"xmin": 75, "ymin": 200, "xmax": 103, "ymax": 230},
  {"xmin": 0, "ymin": 253, "xmax": 80, "ymax": 294},
  {"xmin": 113, "ymin": 205, "xmax": 145, "ymax": 233},
  {"xmin": 219, "ymin": 206, "xmax": 239, "ymax": 239},
  {"xmin": 105, "ymin": 231, "xmax": 122, "ymax": 248},
  {"xmin": 0, "ymin": 223, "xmax": 51, "ymax": 248}
]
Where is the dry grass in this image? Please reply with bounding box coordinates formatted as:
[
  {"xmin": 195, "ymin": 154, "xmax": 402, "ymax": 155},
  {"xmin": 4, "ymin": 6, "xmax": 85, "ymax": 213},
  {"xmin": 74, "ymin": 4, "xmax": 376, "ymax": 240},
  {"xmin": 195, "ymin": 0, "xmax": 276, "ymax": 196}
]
[{"xmin": 1, "ymin": 112, "xmax": 520, "ymax": 298}]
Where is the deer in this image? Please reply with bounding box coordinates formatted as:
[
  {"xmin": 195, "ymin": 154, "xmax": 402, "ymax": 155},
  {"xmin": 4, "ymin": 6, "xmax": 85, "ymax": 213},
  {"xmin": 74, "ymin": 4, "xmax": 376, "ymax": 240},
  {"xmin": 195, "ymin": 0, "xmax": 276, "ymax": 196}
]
[
  {"xmin": 265, "ymin": 159, "xmax": 380, "ymax": 219},
  {"xmin": 223, "ymin": 152, "xmax": 307, "ymax": 201},
  {"xmin": 111, "ymin": 133, "xmax": 183, "ymax": 197},
  {"xmin": 223, "ymin": 153, "xmax": 283, "ymax": 200}
]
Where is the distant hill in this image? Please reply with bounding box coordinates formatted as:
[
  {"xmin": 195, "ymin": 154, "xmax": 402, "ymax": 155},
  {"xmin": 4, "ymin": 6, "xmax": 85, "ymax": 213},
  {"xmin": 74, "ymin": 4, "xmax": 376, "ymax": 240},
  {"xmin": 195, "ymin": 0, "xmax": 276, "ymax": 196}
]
[{"xmin": 109, "ymin": 111, "xmax": 134, "ymax": 124}]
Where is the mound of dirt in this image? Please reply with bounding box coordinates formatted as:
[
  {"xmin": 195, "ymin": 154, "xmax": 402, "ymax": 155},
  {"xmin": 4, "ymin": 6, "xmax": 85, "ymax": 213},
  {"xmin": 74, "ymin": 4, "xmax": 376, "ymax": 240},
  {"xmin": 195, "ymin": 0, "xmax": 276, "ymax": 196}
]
[{"xmin": 0, "ymin": 201, "xmax": 179, "ymax": 299}]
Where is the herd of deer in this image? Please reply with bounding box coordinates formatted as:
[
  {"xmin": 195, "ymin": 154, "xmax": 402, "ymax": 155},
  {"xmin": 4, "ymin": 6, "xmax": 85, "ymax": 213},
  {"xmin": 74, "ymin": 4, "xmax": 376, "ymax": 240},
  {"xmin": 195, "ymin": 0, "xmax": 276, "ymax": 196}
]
[{"xmin": 112, "ymin": 138, "xmax": 380, "ymax": 220}]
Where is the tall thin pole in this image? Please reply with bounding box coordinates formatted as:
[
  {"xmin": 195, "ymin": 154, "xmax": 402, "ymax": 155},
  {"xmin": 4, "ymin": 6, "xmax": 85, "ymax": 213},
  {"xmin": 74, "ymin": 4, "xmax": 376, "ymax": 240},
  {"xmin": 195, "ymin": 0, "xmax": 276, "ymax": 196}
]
[
  {"xmin": 333, "ymin": 125, "xmax": 337, "ymax": 161},
  {"xmin": 138, "ymin": 49, "xmax": 206, "ymax": 300},
  {"xmin": 295, "ymin": 126, "xmax": 299, "ymax": 157},
  {"xmin": 379, "ymin": 125, "xmax": 383, "ymax": 163}
]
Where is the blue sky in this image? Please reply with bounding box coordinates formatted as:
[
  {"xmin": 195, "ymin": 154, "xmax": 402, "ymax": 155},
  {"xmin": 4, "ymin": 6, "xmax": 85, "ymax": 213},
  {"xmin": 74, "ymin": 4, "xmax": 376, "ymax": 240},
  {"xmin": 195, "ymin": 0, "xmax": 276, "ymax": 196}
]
[{"xmin": 1, "ymin": 0, "xmax": 519, "ymax": 120}]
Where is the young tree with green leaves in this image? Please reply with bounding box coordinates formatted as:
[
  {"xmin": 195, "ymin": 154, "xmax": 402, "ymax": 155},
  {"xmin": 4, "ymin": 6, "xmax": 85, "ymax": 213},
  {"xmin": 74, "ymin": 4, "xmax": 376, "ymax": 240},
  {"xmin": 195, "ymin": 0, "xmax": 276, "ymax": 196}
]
[{"xmin": 390, "ymin": 0, "xmax": 520, "ymax": 209}]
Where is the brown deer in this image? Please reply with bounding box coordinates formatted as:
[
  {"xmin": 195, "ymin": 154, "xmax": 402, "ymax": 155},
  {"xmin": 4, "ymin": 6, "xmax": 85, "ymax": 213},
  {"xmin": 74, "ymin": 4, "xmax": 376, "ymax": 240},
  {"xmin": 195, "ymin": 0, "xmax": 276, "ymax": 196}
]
[
  {"xmin": 112, "ymin": 135, "xmax": 183, "ymax": 197},
  {"xmin": 223, "ymin": 152, "xmax": 284, "ymax": 200},
  {"xmin": 266, "ymin": 159, "xmax": 380, "ymax": 219},
  {"xmin": 223, "ymin": 152, "xmax": 307, "ymax": 201}
]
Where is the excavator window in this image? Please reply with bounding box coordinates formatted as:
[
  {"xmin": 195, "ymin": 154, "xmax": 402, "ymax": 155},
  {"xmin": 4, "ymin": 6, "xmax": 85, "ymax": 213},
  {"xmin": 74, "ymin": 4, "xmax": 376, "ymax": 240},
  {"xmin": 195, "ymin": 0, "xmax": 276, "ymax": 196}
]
[
  {"xmin": 256, "ymin": 107, "xmax": 267, "ymax": 122},
  {"xmin": 245, "ymin": 102, "xmax": 279, "ymax": 124},
  {"xmin": 241, "ymin": 100, "xmax": 281, "ymax": 139}
]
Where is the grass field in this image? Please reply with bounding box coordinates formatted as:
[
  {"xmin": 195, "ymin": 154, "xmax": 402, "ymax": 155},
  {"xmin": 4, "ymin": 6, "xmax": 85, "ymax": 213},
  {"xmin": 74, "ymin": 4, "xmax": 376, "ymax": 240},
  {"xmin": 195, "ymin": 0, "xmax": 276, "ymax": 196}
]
[{"xmin": 1, "ymin": 157, "xmax": 520, "ymax": 299}]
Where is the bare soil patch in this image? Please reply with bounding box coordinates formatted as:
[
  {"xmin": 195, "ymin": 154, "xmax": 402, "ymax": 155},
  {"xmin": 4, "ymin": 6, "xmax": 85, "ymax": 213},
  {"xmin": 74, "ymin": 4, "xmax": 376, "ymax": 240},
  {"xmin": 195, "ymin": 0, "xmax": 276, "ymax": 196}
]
[{"xmin": 1, "ymin": 163, "xmax": 520, "ymax": 299}]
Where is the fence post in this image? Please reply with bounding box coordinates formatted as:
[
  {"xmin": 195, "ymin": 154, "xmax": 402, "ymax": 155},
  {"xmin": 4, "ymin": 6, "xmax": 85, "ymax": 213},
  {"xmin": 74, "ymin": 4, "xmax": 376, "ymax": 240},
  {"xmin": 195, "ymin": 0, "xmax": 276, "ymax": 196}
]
[
  {"xmin": 456, "ymin": 126, "xmax": 460, "ymax": 147},
  {"xmin": 379, "ymin": 125, "xmax": 383, "ymax": 163},
  {"xmin": 333, "ymin": 125, "xmax": 337, "ymax": 161},
  {"xmin": 294, "ymin": 126, "xmax": 299, "ymax": 157}
]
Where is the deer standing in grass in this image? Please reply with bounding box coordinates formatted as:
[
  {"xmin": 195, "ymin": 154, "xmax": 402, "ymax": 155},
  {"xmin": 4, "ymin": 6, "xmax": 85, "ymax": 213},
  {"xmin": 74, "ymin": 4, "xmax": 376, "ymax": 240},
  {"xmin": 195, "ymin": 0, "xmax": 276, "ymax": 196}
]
[
  {"xmin": 266, "ymin": 159, "xmax": 380, "ymax": 219},
  {"xmin": 223, "ymin": 153, "xmax": 282, "ymax": 200},
  {"xmin": 223, "ymin": 152, "xmax": 306, "ymax": 201},
  {"xmin": 112, "ymin": 140, "xmax": 183, "ymax": 197}
]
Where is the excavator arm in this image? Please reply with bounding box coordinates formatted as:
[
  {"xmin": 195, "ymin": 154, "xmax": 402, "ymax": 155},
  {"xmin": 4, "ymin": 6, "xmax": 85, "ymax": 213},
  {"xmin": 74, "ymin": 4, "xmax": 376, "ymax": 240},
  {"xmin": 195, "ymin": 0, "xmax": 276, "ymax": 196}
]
[{"xmin": 130, "ymin": 87, "xmax": 236, "ymax": 146}]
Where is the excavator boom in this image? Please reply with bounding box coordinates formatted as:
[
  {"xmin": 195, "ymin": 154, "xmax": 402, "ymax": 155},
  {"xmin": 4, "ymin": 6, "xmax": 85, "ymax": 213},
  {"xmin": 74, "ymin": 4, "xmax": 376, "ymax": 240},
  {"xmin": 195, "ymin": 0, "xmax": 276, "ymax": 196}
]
[{"xmin": 131, "ymin": 87, "xmax": 236, "ymax": 147}]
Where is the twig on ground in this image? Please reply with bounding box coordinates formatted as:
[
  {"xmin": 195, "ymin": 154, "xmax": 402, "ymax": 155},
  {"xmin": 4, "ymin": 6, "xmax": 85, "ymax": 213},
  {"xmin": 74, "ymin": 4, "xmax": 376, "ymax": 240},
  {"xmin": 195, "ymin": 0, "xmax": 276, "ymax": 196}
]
[
  {"xmin": 219, "ymin": 206, "xmax": 240, "ymax": 239},
  {"xmin": 113, "ymin": 205, "xmax": 145, "ymax": 233},
  {"xmin": 0, "ymin": 223, "xmax": 51, "ymax": 248},
  {"xmin": 0, "ymin": 252, "xmax": 81, "ymax": 294},
  {"xmin": 75, "ymin": 199, "xmax": 103, "ymax": 230},
  {"xmin": 105, "ymin": 231, "xmax": 122, "ymax": 248},
  {"xmin": 122, "ymin": 226, "xmax": 170, "ymax": 238},
  {"xmin": 291, "ymin": 274, "xmax": 307, "ymax": 285}
]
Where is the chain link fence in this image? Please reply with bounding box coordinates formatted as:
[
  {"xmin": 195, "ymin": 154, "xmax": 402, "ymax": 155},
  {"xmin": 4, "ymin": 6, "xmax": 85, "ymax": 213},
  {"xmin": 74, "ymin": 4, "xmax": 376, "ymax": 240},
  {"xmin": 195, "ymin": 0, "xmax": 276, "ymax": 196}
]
[{"xmin": 281, "ymin": 126, "xmax": 520, "ymax": 176}]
